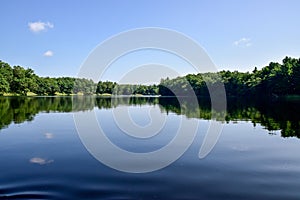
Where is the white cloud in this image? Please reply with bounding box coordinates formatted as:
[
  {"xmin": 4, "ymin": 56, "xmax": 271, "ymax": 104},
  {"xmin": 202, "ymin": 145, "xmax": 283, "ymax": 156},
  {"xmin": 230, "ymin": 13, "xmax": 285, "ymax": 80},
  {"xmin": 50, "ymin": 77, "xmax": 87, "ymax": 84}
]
[
  {"xmin": 28, "ymin": 21, "xmax": 54, "ymax": 33},
  {"xmin": 233, "ymin": 38, "xmax": 252, "ymax": 47},
  {"xmin": 43, "ymin": 50, "xmax": 54, "ymax": 57}
]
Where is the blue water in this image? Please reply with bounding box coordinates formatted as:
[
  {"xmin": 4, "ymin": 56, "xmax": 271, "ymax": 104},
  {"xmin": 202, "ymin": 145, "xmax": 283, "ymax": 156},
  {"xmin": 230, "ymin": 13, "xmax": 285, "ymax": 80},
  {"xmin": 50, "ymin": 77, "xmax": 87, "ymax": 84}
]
[{"xmin": 0, "ymin": 97, "xmax": 300, "ymax": 199}]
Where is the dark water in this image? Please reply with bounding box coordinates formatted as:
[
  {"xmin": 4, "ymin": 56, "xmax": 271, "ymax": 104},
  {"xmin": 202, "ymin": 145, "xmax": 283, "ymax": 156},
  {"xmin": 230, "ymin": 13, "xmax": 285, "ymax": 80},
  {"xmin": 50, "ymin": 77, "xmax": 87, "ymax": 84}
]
[{"xmin": 0, "ymin": 96, "xmax": 300, "ymax": 199}]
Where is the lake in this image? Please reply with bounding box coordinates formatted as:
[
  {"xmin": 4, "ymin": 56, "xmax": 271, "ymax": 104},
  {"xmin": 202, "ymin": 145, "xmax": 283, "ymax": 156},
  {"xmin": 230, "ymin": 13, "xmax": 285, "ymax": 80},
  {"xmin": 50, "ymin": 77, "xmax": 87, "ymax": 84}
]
[{"xmin": 0, "ymin": 96, "xmax": 300, "ymax": 199}]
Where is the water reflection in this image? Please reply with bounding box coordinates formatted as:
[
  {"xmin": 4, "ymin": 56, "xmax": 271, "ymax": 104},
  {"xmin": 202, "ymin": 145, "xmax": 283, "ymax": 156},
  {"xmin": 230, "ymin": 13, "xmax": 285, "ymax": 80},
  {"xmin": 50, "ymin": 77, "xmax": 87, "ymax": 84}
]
[
  {"xmin": 0, "ymin": 96, "xmax": 299, "ymax": 138},
  {"xmin": 44, "ymin": 133, "xmax": 54, "ymax": 139},
  {"xmin": 29, "ymin": 157, "xmax": 54, "ymax": 165}
]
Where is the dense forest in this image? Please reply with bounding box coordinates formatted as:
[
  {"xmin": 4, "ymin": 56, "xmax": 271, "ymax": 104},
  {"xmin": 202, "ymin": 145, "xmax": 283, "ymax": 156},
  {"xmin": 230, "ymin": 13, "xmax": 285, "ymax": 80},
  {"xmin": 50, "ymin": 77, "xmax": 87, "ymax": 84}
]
[
  {"xmin": 0, "ymin": 60, "xmax": 159, "ymax": 96},
  {"xmin": 159, "ymin": 56, "xmax": 300, "ymax": 97},
  {"xmin": 0, "ymin": 56, "xmax": 300, "ymax": 97}
]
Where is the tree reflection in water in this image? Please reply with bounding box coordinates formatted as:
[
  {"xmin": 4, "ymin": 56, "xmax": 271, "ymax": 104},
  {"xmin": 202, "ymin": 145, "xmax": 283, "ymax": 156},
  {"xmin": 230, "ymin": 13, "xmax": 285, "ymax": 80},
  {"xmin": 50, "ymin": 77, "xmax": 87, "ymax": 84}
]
[{"xmin": 0, "ymin": 96, "xmax": 299, "ymax": 138}]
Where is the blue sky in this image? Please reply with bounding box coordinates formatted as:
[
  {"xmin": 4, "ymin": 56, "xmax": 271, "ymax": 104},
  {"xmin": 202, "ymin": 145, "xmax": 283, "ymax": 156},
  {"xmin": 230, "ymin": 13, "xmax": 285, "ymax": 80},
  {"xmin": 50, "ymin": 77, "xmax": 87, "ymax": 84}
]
[{"xmin": 1, "ymin": 0, "xmax": 300, "ymax": 81}]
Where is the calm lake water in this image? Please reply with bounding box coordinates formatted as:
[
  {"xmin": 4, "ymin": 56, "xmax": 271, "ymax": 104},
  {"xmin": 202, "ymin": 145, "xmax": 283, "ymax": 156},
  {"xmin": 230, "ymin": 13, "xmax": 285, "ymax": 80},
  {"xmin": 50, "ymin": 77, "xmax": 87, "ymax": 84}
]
[{"xmin": 0, "ymin": 96, "xmax": 300, "ymax": 199}]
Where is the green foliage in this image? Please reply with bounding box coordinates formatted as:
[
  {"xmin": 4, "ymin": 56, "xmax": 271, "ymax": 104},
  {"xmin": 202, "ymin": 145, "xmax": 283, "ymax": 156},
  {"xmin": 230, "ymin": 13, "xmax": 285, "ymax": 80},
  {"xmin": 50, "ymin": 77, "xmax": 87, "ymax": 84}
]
[
  {"xmin": 0, "ymin": 61, "xmax": 13, "ymax": 80},
  {"xmin": 159, "ymin": 57, "xmax": 300, "ymax": 97},
  {"xmin": 0, "ymin": 74, "xmax": 9, "ymax": 95},
  {"xmin": 112, "ymin": 84, "xmax": 159, "ymax": 95},
  {"xmin": 34, "ymin": 77, "xmax": 59, "ymax": 95},
  {"xmin": 0, "ymin": 57, "xmax": 300, "ymax": 97},
  {"xmin": 56, "ymin": 77, "xmax": 75, "ymax": 95},
  {"xmin": 96, "ymin": 81, "xmax": 117, "ymax": 94},
  {"xmin": 74, "ymin": 78, "xmax": 96, "ymax": 94}
]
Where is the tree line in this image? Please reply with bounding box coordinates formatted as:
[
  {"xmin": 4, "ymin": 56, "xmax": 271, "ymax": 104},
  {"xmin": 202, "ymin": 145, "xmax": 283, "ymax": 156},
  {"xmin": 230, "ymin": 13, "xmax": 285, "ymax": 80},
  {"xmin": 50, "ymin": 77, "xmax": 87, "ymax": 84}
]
[
  {"xmin": 0, "ymin": 61, "xmax": 95, "ymax": 95},
  {"xmin": 159, "ymin": 56, "xmax": 300, "ymax": 97},
  {"xmin": 0, "ymin": 61, "xmax": 159, "ymax": 96},
  {"xmin": 1, "ymin": 56, "xmax": 300, "ymax": 97}
]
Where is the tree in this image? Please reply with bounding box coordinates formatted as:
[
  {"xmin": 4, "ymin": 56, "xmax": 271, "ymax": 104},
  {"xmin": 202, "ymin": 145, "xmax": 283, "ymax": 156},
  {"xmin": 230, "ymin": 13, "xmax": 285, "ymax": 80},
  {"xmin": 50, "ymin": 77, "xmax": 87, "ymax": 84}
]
[
  {"xmin": 0, "ymin": 74, "xmax": 9, "ymax": 95},
  {"xmin": 96, "ymin": 81, "xmax": 117, "ymax": 94},
  {"xmin": 57, "ymin": 77, "xmax": 75, "ymax": 95},
  {"xmin": 10, "ymin": 66, "xmax": 29, "ymax": 95},
  {"xmin": 74, "ymin": 78, "xmax": 96, "ymax": 94},
  {"xmin": 0, "ymin": 61, "xmax": 13, "ymax": 86}
]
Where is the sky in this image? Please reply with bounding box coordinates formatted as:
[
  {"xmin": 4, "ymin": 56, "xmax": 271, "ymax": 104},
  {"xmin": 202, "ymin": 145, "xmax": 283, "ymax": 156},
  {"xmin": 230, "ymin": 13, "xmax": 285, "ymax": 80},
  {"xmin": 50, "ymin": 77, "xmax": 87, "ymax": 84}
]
[{"xmin": 1, "ymin": 0, "xmax": 300, "ymax": 82}]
